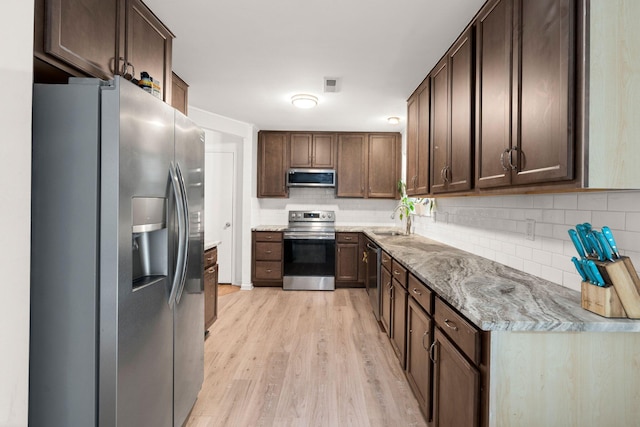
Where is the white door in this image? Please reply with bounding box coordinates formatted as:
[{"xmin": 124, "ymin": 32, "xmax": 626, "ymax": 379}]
[{"xmin": 204, "ymin": 151, "xmax": 235, "ymax": 284}]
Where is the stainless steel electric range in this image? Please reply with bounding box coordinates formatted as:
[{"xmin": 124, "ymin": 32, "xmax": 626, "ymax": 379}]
[{"xmin": 283, "ymin": 210, "xmax": 336, "ymax": 291}]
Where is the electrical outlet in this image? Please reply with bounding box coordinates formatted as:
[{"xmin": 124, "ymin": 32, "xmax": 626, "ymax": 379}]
[{"xmin": 525, "ymin": 219, "xmax": 535, "ymax": 241}]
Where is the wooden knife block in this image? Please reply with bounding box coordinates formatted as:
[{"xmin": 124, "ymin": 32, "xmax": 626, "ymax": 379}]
[{"xmin": 581, "ymin": 256, "xmax": 640, "ymax": 319}]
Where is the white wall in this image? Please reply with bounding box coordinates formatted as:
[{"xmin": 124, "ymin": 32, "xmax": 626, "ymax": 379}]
[
  {"xmin": 0, "ymin": 3, "xmax": 33, "ymax": 426},
  {"xmin": 413, "ymin": 191, "xmax": 640, "ymax": 292},
  {"xmin": 189, "ymin": 107, "xmax": 256, "ymax": 288}
]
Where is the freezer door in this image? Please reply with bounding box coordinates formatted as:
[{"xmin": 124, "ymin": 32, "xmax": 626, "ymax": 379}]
[
  {"xmin": 100, "ymin": 78, "xmax": 175, "ymax": 427},
  {"xmin": 173, "ymin": 110, "xmax": 205, "ymax": 427}
]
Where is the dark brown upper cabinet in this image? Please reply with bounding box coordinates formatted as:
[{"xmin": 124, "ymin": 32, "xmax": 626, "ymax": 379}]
[
  {"xmin": 476, "ymin": 0, "xmax": 575, "ymax": 189},
  {"xmin": 171, "ymin": 72, "xmax": 189, "ymax": 115},
  {"xmin": 336, "ymin": 133, "xmax": 400, "ymax": 199},
  {"xmin": 336, "ymin": 134, "xmax": 368, "ymax": 197},
  {"xmin": 367, "ymin": 133, "xmax": 401, "ymax": 198},
  {"xmin": 35, "ymin": 0, "xmax": 123, "ymax": 79},
  {"xmin": 257, "ymin": 132, "xmax": 289, "ymax": 198},
  {"xmin": 406, "ymin": 78, "xmax": 430, "ymax": 196},
  {"xmin": 430, "ymin": 27, "xmax": 474, "ymax": 194},
  {"xmin": 125, "ymin": 0, "xmax": 174, "ymax": 102},
  {"xmin": 289, "ymin": 133, "xmax": 336, "ymax": 169},
  {"xmin": 34, "ymin": 0, "xmax": 174, "ymax": 102}
]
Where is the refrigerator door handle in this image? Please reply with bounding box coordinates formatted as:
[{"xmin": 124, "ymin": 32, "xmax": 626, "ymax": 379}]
[
  {"xmin": 169, "ymin": 162, "xmax": 187, "ymax": 308},
  {"xmin": 174, "ymin": 162, "xmax": 190, "ymax": 304}
]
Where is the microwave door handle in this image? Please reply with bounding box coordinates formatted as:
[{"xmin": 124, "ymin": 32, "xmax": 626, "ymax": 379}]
[
  {"xmin": 174, "ymin": 162, "xmax": 190, "ymax": 304},
  {"xmin": 168, "ymin": 162, "xmax": 187, "ymax": 308}
]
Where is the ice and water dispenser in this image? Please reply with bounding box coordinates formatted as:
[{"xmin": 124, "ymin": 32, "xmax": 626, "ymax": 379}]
[{"xmin": 132, "ymin": 197, "xmax": 168, "ymax": 289}]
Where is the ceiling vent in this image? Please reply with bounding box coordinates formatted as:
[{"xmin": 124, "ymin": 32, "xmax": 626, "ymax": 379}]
[{"xmin": 324, "ymin": 77, "xmax": 340, "ymax": 93}]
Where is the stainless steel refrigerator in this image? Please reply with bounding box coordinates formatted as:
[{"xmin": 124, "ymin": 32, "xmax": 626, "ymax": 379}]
[{"xmin": 29, "ymin": 77, "xmax": 204, "ymax": 427}]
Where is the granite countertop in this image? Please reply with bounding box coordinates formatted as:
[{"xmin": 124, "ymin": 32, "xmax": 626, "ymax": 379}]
[{"xmin": 361, "ymin": 229, "xmax": 640, "ymax": 333}]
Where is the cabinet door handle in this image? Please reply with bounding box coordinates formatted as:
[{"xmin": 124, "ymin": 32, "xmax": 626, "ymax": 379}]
[
  {"xmin": 444, "ymin": 318, "xmax": 459, "ymax": 331},
  {"xmin": 429, "ymin": 341, "xmax": 437, "ymax": 363},
  {"xmin": 500, "ymin": 148, "xmax": 510, "ymax": 171},
  {"xmin": 208, "ymin": 267, "xmax": 215, "ymax": 273},
  {"xmin": 393, "ymin": 269, "xmax": 401, "ymax": 276},
  {"xmin": 412, "ymin": 288, "xmax": 422, "ymax": 296},
  {"xmin": 422, "ymin": 330, "xmax": 430, "ymax": 350},
  {"xmin": 440, "ymin": 167, "xmax": 447, "ymax": 183},
  {"xmin": 508, "ymin": 146, "xmax": 518, "ymax": 170}
]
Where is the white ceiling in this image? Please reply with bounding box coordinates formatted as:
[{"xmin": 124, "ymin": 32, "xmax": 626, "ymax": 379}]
[{"xmin": 145, "ymin": 0, "xmax": 486, "ymax": 132}]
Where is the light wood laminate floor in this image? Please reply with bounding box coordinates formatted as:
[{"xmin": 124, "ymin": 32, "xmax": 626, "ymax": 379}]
[{"xmin": 186, "ymin": 288, "xmax": 427, "ymax": 427}]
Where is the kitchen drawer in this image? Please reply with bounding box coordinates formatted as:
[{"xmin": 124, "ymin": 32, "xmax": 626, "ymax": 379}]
[
  {"xmin": 204, "ymin": 247, "xmax": 217, "ymax": 269},
  {"xmin": 254, "ymin": 261, "xmax": 282, "ymax": 280},
  {"xmin": 391, "ymin": 259, "xmax": 407, "ymax": 288},
  {"xmin": 408, "ymin": 273, "xmax": 433, "ymax": 314},
  {"xmin": 381, "ymin": 251, "xmax": 392, "ymax": 272},
  {"xmin": 337, "ymin": 232, "xmax": 359, "ymax": 244},
  {"xmin": 254, "ymin": 231, "xmax": 283, "ymax": 242},
  {"xmin": 434, "ymin": 297, "xmax": 481, "ymax": 365},
  {"xmin": 254, "ymin": 242, "xmax": 282, "ymax": 261}
]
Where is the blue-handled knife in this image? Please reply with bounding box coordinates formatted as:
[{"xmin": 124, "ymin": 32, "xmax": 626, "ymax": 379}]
[
  {"xmin": 593, "ymin": 230, "xmax": 614, "ymax": 261},
  {"xmin": 586, "ymin": 260, "xmax": 606, "ymax": 286},
  {"xmin": 602, "ymin": 226, "xmax": 620, "ymax": 259},
  {"xmin": 587, "ymin": 232, "xmax": 605, "ymax": 261},
  {"xmin": 571, "ymin": 256, "xmax": 589, "ymax": 282},
  {"xmin": 576, "ymin": 224, "xmax": 594, "ymax": 256},
  {"xmin": 568, "ymin": 229, "xmax": 587, "ymax": 259}
]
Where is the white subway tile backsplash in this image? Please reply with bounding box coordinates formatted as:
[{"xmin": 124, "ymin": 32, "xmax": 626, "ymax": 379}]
[
  {"xmin": 627, "ymin": 212, "xmax": 640, "ymax": 232},
  {"xmin": 591, "ymin": 211, "xmax": 626, "ymax": 229},
  {"xmin": 607, "ymin": 191, "xmax": 640, "ymax": 212},
  {"xmin": 577, "ymin": 192, "xmax": 608, "ymax": 211},
  {"xmin": 553, "ymin": 193, "xmax": 578, "ymax": 209},
  {"xmin": 542, "ymin": 209, "xmax": 565, "ymax": 224},
  {"xmin": 533, "ymin": 195, "xmax": 554, "ymax": 209},
  {"xmin": 531, "ymin": 248, "xmax": 553, "ymax": 265},
  {"xmin": 564, "ymin": 210, "xmax": 592, "ymax": 225},
  {"xmin": 539, "ymin": 265, "xmax": 563, "ymax": 284}
]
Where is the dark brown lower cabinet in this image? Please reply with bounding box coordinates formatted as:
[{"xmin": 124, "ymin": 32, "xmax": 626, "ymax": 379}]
[
  {"xmin": 406, "ymin": 297, "xmax": 433, "ymax": 419},
  {"xmin": 390, "ymin": 279, "xmax": 407, "ymax": 368},
  {"xmin": 336, "ymin": 232, "xmax": 361, "ymax": 285},
  {"xmin": 204, "ymin": 247, "xmax": 218, "ymax": 332},
  {"xmin": 432, "ymin": 328, "xmax": 480, "ymax": 427}
]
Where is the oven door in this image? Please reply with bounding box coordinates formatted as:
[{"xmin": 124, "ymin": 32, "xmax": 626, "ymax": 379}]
[{"xmin": 283, "ymin": 233, "xmax": 335, "ymax": 291}]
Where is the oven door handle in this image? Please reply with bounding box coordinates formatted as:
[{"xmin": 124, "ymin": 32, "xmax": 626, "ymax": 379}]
[{"xmin": 283, "ymin": 233, "xmax": 335, "ymax": 240}]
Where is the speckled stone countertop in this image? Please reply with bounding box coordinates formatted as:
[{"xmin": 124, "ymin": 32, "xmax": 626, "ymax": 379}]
[
  {"xmin": 361, "ymin": 229, "xmax": 640, "ymax": 333},
  {"xmin": 252, "ymin": 225, "xmax": 640, "ymax": 332}
]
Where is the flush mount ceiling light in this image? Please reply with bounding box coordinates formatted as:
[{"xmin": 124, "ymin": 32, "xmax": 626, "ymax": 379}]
[
  {"xmin": 387, "ymin": 116, "xmax": 400, "ymax": 125},
  {"xmin": 291, "ymin": 94, "xmax": 318, "ymax": 109}
]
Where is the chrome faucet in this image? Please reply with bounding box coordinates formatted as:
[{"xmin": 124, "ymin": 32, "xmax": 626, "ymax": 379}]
[{"xmin": 390, "ymin": 204, "xmax": 406, "ymax": 219}]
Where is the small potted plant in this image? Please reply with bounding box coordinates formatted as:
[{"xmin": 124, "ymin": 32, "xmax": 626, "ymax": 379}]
[{"xmin": 392, "ymin": 180, "xmax": 419, "ymax": 235}]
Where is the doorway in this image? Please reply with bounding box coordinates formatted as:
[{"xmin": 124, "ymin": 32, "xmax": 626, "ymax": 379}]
[{"xmin": 204, "ymin": 131, "xmax": 239, "ymax": 285}]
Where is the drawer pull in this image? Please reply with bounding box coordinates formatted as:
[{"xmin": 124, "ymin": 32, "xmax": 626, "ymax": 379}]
[
  {"xmin": 207, "ymin": 256, "xmax": 214, "ymax": 261},
  {"xmin": 344, "ymin": 236, "xmax": 352, "ymax": 240},
  {"xmin": 266, "ymin": 269, "xmax": 272, "ymax": 273},
  {"xmin": 208, "ymin": 267, "xmax": 215, "ymax": 273},
  {"xmin": 444, "ymin": 319, "xmax": 459, "ymax": 331},
  {"xmin": 265, "ymin": 250, "xmax": 272, "ymax": 254},
  {"xmin": 393, "ymin": 269, "xmax": 401, "ymax": 276},
  {"xmin": 412, "ymin": 288, "xmax": 422, "ymax": 296},
  {"xmin": 421, "ymin": 330, "xmax": 429, "ymax": 350}
]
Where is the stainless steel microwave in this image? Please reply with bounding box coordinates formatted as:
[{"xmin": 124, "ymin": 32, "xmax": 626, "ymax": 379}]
[{"xmin": 286, "ymin": 169, "xmax": 336, "ymax": 187}]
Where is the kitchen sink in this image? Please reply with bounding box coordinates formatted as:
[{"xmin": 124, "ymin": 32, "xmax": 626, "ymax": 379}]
[{"xmin": 374, "ymin": 231, "xmax": 403, "ymax": 236}]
